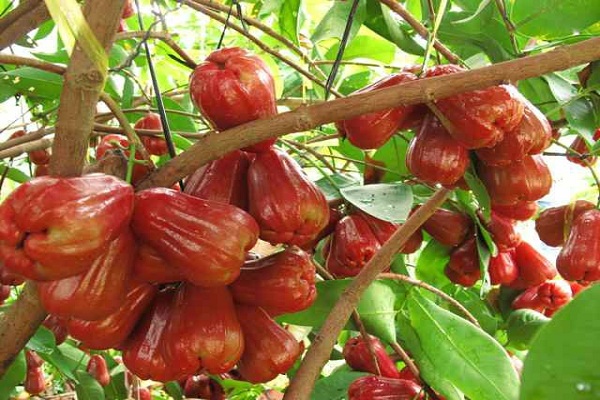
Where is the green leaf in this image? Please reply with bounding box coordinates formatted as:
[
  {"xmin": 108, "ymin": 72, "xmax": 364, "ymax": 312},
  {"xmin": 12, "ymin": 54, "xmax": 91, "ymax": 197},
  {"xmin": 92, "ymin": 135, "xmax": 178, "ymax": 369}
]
[
  {"xmin": 338, "ymin": 71, "xmax": 373, "ymax": 95},
  {"xmin": 453, "ymin": 0, "xmax": 493, "ymax": 24},
  {"xmin": 279, "ymin": 279, "xmax": 404, "ymax": 343},
  {"xmin": 164, "ymin": 381, "xmax": 184, "ymax": 400},
  {"xmin": 104, "ymin": 368, "xmax": 127, "ymax": 400},
  {"xmin": 27, "ymin": 326, "xmax": 56, "ymax": 354},
  {"xmin": 565, "ymin": 98, "xmax": 598, "ymax": 140},
  {"xmin": 314, "ymin": 173, "xmax": 361, "ymax": 202},
  {"xmin": 0, "ymin": 165, "xmax": 30, "ymax": 183},
  {"xmin": 450, "ymin": 288, "xmax": 499, "ymax": 336},
  {"xmin": 41, "ymin": 342, "xmax": 89, "ymax": 382},
  {"xmin": 464, "ymin": 167, "xmax": 491, "ymax": 221},
  {"xmin": 506, "ymin": 309, "xmax": 550, "ymax": 351},
  {"xmin": 0, "ymin": 351, "xmax": 25, "ymax": 400},
  {"xmin": 407, "ymin": 293, "xmax": 520, "ymax": 400},
  {"xmin": 75, "ymin": 370, "xmax": 106, "ymax": 400},
  {"xmin": 340, "ymin": 183, "xmax": 413, "ymax": 223},
  {"xmin": 520, "ymin": 285, "xmax": 600, "ymax": 400},
  {"xmin": 543, "ymin": 73, "xmax": 577, "ymax": 104},
  {"xmin": 325, "ymin": 35, "xmax": 396, "ymax": 63},
  {"xmin": 364, "ymin": 0, "xmax": 424, "ymax": 55},
  {"xmin": 372, "ymin": 136, "xmax": 411, "ymax": 182},
  {"xmin": 279, "ymin": 0, "xmax": 301, "ymax": 45},
  {"xmin": 312, "ymin": 1, "xmax": 367, "ymax": 43},
  {"xmin": 415, "ymin": 239, "xmax": 452, "ymax": 288},
  {"xmin": 311, "ymin": 369, "xmax": 368, "ymax": 400},
  {"xmin": 0, "ymin": 67, "xmax": 63, "ymax": 99},
  {"xmin": 512, "ymin": 0, "xmax": 600, "ymax": 39}
]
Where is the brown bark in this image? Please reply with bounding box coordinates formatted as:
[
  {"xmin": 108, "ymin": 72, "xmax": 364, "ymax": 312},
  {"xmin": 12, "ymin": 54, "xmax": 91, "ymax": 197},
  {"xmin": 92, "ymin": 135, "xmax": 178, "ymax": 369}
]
[
  {"xmin": 0, "ymin": 0, "xmax": 50, "ymax": 50},
  {"xmin": 0, "ymin": 0, "xmax": 126, "ymax": 378},
  {"xmin": 137, "ymin": 36, "xmax": 600, "ymax": 190}
]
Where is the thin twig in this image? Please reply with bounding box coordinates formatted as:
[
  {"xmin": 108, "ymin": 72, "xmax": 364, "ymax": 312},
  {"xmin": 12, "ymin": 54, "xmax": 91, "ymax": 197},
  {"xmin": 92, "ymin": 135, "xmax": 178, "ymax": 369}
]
[
  {"xmin": 282, "ymin": 139, "xmax": 336, "ymax": 173},
  {"xmin": 494, "ymin": 0, "xmax": 520, "ymax": 56},
  {"xmin": 115, "ymin": 31, "xmax": 197, "ymax": 68},
  {"xmin": 389, "ymin": 342, "xmax": 440, "ymax": 400},
  {"xmin": 378, "ymin": 273, "xmax": 479, "ymax": 326}
]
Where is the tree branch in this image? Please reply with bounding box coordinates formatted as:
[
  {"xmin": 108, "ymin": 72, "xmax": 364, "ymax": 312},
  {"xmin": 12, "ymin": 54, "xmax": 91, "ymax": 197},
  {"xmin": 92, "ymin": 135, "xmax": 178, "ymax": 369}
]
[
  {"xmin": 283, "ymin": 188, "xmax": 451, "ymax": 400},
  {"xmin": 115, "ymin": 31, "xmax": 197, "ymax": 69},
  {"xmin": 0, "ymin": 0, "xmax": 126, "ymax": 378},
  {"xmin": 0, "ymin": 0, "xmax": 50, "ymax": 51},
  {"xmin": 136, "ymin": 37, "xmax": 600, "ymax": 190}
]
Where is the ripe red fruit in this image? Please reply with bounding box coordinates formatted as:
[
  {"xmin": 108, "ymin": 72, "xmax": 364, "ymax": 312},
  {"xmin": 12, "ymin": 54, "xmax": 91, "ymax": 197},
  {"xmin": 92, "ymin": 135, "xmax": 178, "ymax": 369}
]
[
  {"xmin": 475, "ymin": 97, "xmax": 551, "ymax": 166},
  {"xmin": 0, "ymin": 284, "xmax": 10, "ymax": 304},
  {"xmin": 67, "ymin": 280, "xmax": 157, "ymax": 350},
  {"xmin": 42, "ymin": 315, "xmax": 68, "ymax": 345},
  {"xmin": 0, "ymin": 174, "xmax": 134, "ymax": 281},
  {"xmin": 535, "ymin": 200, "xmax": 595, "ymax": 247},
  {"xmin": 512, "ymin": 280, "xmax": 573, "ymax": 316},
  {"xmin": 445, "ymin": 238, "xmax": 481, "ymax": 287},
  {"xmin": 247, "ymin": 148, "xmax": 329, "ymax": 246},
  {"xmin": 477, "ymin": 155, "xmax": 552, "ymax": 205},
  {"xmin": 343, "ymin": 335, "xmax": 400, "ymax": 379},
  {"xmin": 566, "ymin": 129, "xmax": 600, "ymax": 166},
  {"xmin": 96, "ymin": 134, "xmax": 152, "ymax": 184},
  {"xmin": 134, "ymin": 112, "xmax": 168, "ymax": 156},
  {"xmin": 183, "ymin": 375, "xmax": 225, "ymax": 399},
  {"xmin": 358, "ymin": 211, "xmax": 422, "ymax": 254},
  {"xmin": 122, "ymin": 0, "xmax": 135, "ymax": 18},
  {"xmin": 189, "ymin": 47, "xmax": 277, "ymax": 152},
  {"xmin": 38, "ymin": 230, "xmax": 136, "ymax": 321},
  {"xmin": 87, "ymin": 355, "xmax": 111, "ymax": 387},
  {"xmin": 163, "ymin": 285, "xmax": 243, "ymax": 375},
  {"xmin": 489, "ymin": 251, "xmax": 518, "ymax": 285},
  {"xmin": 335, "ymin": 72, "xmax": 418, "ymax": 150},
  {"xmin": 325, "ymin": 214, "xmax": 381, "ymax": 278},
  {"xmin": 492, "ymin": 201, "xmax": 538, "ymax": 221},
  {"xmin": 484, "ymin": 212, "xmax": 521, "ymax": 251},
  {"xmin": 419, "ymin": 207, "xmax": 472, "ymax": 247},
  {"xmin": 25, "ymin": 350, "xmax": 43, "ymax": 369},
  {"xmin": 424, "ymin": 65, "xmax": 524, "ymax": 149},
  {"xmin": 348, "ymin": 375, "xmax": 424, "ymax": 400},
  {"xmin": 132, "ymin": 188, "xmax": 259, "ymax": 287},
  {"xmin": 136, "ymin": 388, "xmax": 152, "ymax": 400},
  {"xmin": 133, "ymin": 244, "xmax": 183, "ymax": 284},
  {"xmin": 509, "ymin": 241, "xmax": 557, "ymax": 289},
  {"xmin": 24, "ymin": 367, "xmax": 45, "ymax": 395},
  {"xmin": 9, "ymin": 130, "xmax": 50, "ymax": 165},
  {"xmin": 184, "ymin": 150, "xmax": 252, "ymax": 210},
  {"xmin": 235, "ymin": 305, "xmax": 301, "ymax": 383},
  {"xmin": 230, "ymin": 246, "xmax": 316, "ymax": 316},
  {"xmin": 557, "ymin": 209, "xmax": 600, "ymax": 282},
  {"xmin": 406, "ymin": 114, "xmax": 469, "ymax": 186}
]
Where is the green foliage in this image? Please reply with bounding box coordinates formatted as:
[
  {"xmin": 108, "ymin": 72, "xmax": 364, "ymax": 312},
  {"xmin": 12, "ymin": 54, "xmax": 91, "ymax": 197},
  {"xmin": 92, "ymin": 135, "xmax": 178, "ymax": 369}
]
[
  {"xmin": 340, "ymin": 183, "xmax": 413, "ymax": 223},
  {"xmin": 311, "ymin": 368, "xmax": 367, "ymax": 400}
]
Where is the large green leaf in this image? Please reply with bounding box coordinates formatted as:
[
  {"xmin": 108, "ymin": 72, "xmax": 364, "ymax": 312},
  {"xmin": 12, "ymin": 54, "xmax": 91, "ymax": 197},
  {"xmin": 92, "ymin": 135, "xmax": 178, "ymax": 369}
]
[
  {"xmin": 27, "ymin": 326, "xmax": 56, "ymax": 354},
  {"xmin": 279, "ymin": 0, "xmax": 301, "ymax": 45},
  {"xmin": 311, "ymin": 368, "xmax": 368, "ymax": 400},
  {"xmin": 407, "ymin": 293, "xmax": 520, "ymax": 400},
  {"xmin": 415, "ymin": 239, "xmax": 452, "ymax": 288},
  {"xmin": 0, "ymin": 165, "xmax": 30, "ymax": 183},
  {"xmin": 520, "ymin": 285, "xmax": 600, "ymax": 400},
  {"xmin": 371, "ymin": 136, "xmax": 411, "ymax": 182},
  {"xmin": 75, "ymin": 370, "xmax": 105, "ymax": 400},
  {"xmin": 325, "ymin": 35, "xmax": 397, "ymax": 63},
  {"xmin": 506, "ymin": 309, "xmax": 550, "ymax": 351},
  {"xmin": 340, "ymin": 183, "xmax": 413, "ymax": 223},
  {"xmin": 311, "ymin": 1, "xmax": 367, "ymax": 43},
  {"xmin": 0, "ymin": 351, "xmax": 25, "ymax": 400},
  {"xmin": 314, "ymin": 173, "xmax": 361, "ymax": 202},
  {"xmin": 0, "ymin": 67, "xmax": 63, "ymax": 99},
  {"xmin": 512, "ymin": 0, "xmax": 600, "ymax": 39},
  {"xmin": 279, "ymin": 279, "xmax": 404, "ymax": 343}
]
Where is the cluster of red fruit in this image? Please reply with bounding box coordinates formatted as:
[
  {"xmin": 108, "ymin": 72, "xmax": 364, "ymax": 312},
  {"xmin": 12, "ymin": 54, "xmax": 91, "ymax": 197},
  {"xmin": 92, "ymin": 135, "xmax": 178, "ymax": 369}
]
[
  {"xmin": 8, "ymin": 130, "xmax": 51, "ymax": 177},
  {"xmin": 0, "ymin": 47, "xmax": 332, "ymax": 386}
]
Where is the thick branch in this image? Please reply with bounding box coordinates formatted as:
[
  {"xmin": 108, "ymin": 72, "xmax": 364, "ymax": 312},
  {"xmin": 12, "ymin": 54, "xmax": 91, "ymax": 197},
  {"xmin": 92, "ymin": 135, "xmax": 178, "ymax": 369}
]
[
  {"xmin": 0, "ymin": 0, "xmax": 50, "ymax": 50},
  {"xmin": 0, "ymin": 137, "xmax": 53, "ymax": 159},
  {"xmin": 0, "ymin": 0, "xmax": 126, "ymax": 378},
  {"xmin": 137, "ymin": 37, "xmax": 600, "ymax": 190},
  {"xmin": 283, "ymin": 188, "xmax": 451, "ymax": 400}
]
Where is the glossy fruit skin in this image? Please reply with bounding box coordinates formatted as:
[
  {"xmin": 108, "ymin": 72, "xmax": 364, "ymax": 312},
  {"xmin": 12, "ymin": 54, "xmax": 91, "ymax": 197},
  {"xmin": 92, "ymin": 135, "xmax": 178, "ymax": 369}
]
[
  {"xmin": 492, "ymin": 201, "xmax": 538, "ymax": 221},
  {"xmin": 122, "ymin": 289, "xmax": 177, "ymax": 382},
  {"xmin": 132, "ymin": 188, "xmax": 259, "ymax": 287},
  {"xmin": 96, "ymin": 134, "xmax": 151, "ymax": 184},
  {"xmin": 236, "ymin": 304, "xmax": 301, "ymax": 383},
  {"xmin": 335, "ymin": 73, "xmax": 418, "ymax": 150},
  {"xmin": 0, "ymin": 174, "xmax": 134, "ymax": 281},
  {"xmin": 343, "ymin": 335, "xmax": 400, "ymax": 379},
  {"xmin": 489, "ymin": 251, "xmax": 518, "ymax": 285},
  {"xmin": 67, "ymin": 279, "xmax": 157, "ymax": 350},
  {"xmin": 137, "ymin": 388, "xmax": 151, "ymax": 400},
  {"xmin": 247, "ymin": 149, "xmax": 329, "ymax": 246},
  {"xmin": 359, "ymin": 211, "xmax": 422, "ymax": 254},
  {"xmin": 348, "ymin": 376, "xmax": 423, "ymax": 400},
  {"xmin": 477, "ymin": 155, "xmax": 552, "ymax": 205},
  {"xmin": 566, "ymin": 129, "xmax": 600, "ymax": 167},
  {"xmin": 509, "ymin": 241, "xmax": 557, "ymax": 289},
  {"xmin": 25, "ymin": 350, "xmax": 43, "ymax": 369},
  {"xmin": 406, "ymin": 114, "xmax": 469, "ymax": 186},
  {"xmin": 25, "ymin": 367, "xmax": 45, "ymax": 395},
  {"xmin": 134, "ymin": 112, "xmax": 168, "ymax": 156},
  {"xmin": 424, "ymin": 65, "xmax": 524, "ymax": 149},
  {"xmin": 230, "ymin": 246, "xmax": 316, "ymax": 316},
  {"xmin": 43, "ymin": 315, "xmax": 68, "ymax": 345},
  {"xmin": 9, "ymin": 130, "xmax": 50, "ymax": 165},
  {"xmin": 512, "ymin": 280, "xmax": 572, "ymax": 316},
  {"xmin": 87, "ymin": 355, "xmax": 111, "ymax": 387},
  {"xmin": 38, "ymin": 230, "xmax": 135, "ymax": 321},
  {"xmin": 133, "ymin": 243, "xmax": 184, "ymax": 284},
  {"xmin": 189, "ymin": 47, "xmax": 277, "ymax": 152},
  {"xmin": 183, "ymin": 375, "xmax": 225, "ymax": 400},
  {"xmin": 184, "ymin": 150, "xmax": 252, "ymax": 210},
  {"xmin": 511, "ymin": 286, "xmax": 545, "ymax": 313},
  {"xmin": 421, "ymin": 207, "xmax": 472, "ymax": 247},
  {"xmin": 445, "ymin": 238, "xmax": 481, "ymax": 287},
  {"xmin": 535, "ymin": 200, "xmax": 595, "ymax": 247},
  {"xmin": 163, "ymin": 285, "xmax": 244, "ymax": 375},
  {"xmin": 557, "ymin": 209, "xmax": 600, "ymax": 282},
  {"xmin": 475, "ymin": 97, "xmax": 551, "ymax": 166},
  {"xmin": 325, "ymin": 214, "xmax": 381, "ymax": 277},
  {"xmin": 484, "ymin": 212, "xmax": 521, "ymax": 251},
  {"xmin": 300, "ymin": 207, "xmax": 344, "ymax": 251}
]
